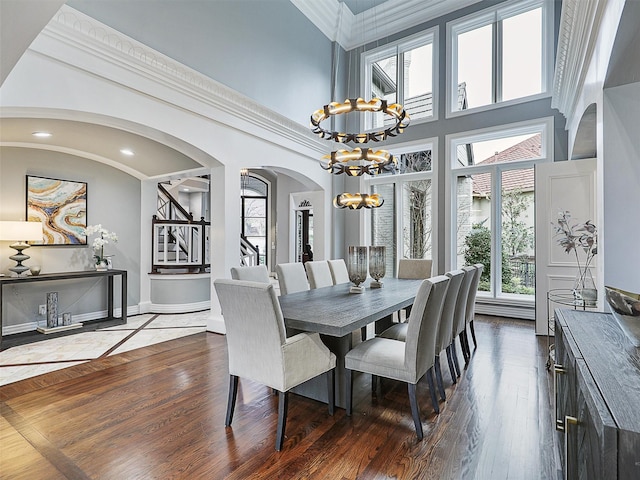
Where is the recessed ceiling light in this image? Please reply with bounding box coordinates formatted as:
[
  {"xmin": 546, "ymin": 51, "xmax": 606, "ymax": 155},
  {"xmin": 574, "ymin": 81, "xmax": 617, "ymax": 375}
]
[
  {"xmin": 183, "ymin": 188, "xmax": 190, "ymax": 192},
  {"xmin": 120, "ymin": 148, "xmax": 135, "ymax": 156},
  {"xmin": 32, "ymin": 131, "xmax": 52, "ymax": 138}
]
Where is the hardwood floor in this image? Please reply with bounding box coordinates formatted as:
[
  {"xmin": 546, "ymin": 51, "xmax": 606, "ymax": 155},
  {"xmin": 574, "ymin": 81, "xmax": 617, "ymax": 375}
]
[{"xmin": 0, "ymin": 315, "xmax": 561, "ymax": 479}]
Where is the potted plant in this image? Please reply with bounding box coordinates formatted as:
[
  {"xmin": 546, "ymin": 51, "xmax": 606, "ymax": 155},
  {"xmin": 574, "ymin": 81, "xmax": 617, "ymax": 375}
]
[
  {"xmin": 552, "ymin": 211, "xmax": 597, "ymax": 305},
  {"xmin": 84, "ymin": 224, "xmax": 118, "ymax": 271}
]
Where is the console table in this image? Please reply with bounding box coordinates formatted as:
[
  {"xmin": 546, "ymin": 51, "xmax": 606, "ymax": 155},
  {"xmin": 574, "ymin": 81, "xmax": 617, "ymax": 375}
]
[{"xmin": 0, "ymin": 269, "xmax": 127, "ymax": 349}]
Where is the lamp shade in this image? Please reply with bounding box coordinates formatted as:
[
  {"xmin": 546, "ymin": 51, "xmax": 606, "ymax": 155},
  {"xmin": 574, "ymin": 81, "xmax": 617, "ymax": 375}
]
[{"xmin": 0, "ymin": 221, "xmax": 43, "ymax": 242}]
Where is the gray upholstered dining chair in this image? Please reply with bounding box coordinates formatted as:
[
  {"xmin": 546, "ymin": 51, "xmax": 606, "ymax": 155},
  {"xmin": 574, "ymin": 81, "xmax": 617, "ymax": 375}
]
[
  {"xmin": 345, "ymin": 275, "xmax": 450, "ymax": 441},
  {"xmin": 465, "ymin": 263, "xmax": 484, "ymax": 351},
  {"xmin": 397, "ymin": 258, "xmax": 433, "ymax": 279},
  {"xmin": 230, "ymin": 265, "xmax": 270, "ymax": 283},
  {"xmin": 214, "ymin": 279, "xmax": 336, "ymax": 451},
  {"xmin": 275, "ymin": 262, "xmax": 310, "ymax": 295},
  {"xmin": 328, "ymin": 259, "xmax": 350, "ymax": 284},
  {"xmin": 452, "ymin": 266, "xmax": 476, "ymax": 372},
  {"xmin": 397, "ymin": 258, "xmax": 433, "ymax": 320},
  {"xmin": 379, "ymin": 270, "xmax": 465, "ymax": 401},
  {"xmin": 305, "ymin": 260, "xmax": 334, "ymax": 289}
]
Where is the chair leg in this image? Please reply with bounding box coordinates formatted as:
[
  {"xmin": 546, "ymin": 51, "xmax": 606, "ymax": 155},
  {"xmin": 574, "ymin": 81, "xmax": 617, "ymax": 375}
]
[
  {"xmin": 371, "ymin": 374, "xmax": 378, "ymax": 398},
  {"xmin": 445, "ymin": 345, "xmax": 457, "ymax": 384},
  {"xmin": 464, "ymin": 328, "xmax": 472, "ymax": 358},
  {"xmin": 407, "ymin": 383, "xmax": 424, "ymax": 441},
  {"xmin": 361, "ymin": 326, "xmax": 367, "ymax": 341},
  {"xmin": 346, "ymin": 369, "xmax": 353, "ymax": 416},
  {"xmin": 327, "ymin": 368, "xmax": 335, "ymax": 416},
  {"xmin": 225, "ymin": 375, "xmax": 239, "ymax": 427},
  {"xmin": 425, "ymin": 367, "xmax": 440, "ymax": 415},
  {"xmin": 451, "ymin": 341, "xmax": 461, "ymax": 378},
  {"xmin": 470, "ymin": 320, "xmax": 477, "ymax": 348},
  {"xmin": 460, "ymin": 332, "xmax": 470, "ymax": 364},
  {"xmin": 275, "ymin": 391, "xmax": 289, "ymax": 451},
  {"xmin": 434, "ymin": 355, "xmax": 446, "ymax": 401}
]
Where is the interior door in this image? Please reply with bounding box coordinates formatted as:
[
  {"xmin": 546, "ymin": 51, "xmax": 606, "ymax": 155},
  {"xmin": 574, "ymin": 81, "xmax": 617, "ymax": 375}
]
[{"xmin": 534, "ymin": 159, "xmax": 597, "ymax": 334}]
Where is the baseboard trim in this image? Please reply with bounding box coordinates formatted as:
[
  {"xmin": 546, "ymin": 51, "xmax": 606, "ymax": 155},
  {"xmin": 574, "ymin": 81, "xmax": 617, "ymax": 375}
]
[{"xmin": 148, "ymin": 300, "xmax": 211, "ymax": 314}]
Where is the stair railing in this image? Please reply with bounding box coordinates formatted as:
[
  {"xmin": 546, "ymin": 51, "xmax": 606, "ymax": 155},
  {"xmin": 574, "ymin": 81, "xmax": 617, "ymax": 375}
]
[
  {"xmin": 240, "ymin": 234, "xmax": 260, "ymax": 266},
  {"xmin": 151, "ymin": 216, "xmax": 210, "ymax": 273}
]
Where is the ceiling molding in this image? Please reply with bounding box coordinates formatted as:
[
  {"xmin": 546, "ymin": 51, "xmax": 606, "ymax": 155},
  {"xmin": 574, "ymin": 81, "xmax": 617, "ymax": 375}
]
[
  {"xmin": 551, "ymin": 0, "xmax": 608, "ymax": 122},
  {"xmin": 292, "ymin": 0, "xmax": 481, "ymax": 50},
  {"xmin": 39, "ymin": 6, "xmax": 327, "ymax": 157}
]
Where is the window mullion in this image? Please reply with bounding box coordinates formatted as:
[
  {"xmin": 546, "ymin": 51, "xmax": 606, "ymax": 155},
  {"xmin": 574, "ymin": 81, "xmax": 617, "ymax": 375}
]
[
  {"xmin": 493, "ymin": 16, "xmax": 502, "ymax": 104},
  {"xmin": 395, "ymin": 178, "xmax": 402, "ymax": 263},
  {"xmin": 493, "ymin": 167, "xmax": 503, "ymax": 297},
  {"xmin": 396, "ymin": 48, "xmax": 403, "ymax": 105}
]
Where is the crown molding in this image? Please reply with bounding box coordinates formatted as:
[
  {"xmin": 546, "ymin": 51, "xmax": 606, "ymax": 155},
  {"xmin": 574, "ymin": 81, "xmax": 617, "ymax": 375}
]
[
  {"xmin": 292, "ymin": 0, "xmax": 481, "ymax": 50},
  {"xmin": 551, "ymin": 0, "xmax": 608, "ymax": 121},
  {"xmin": 37, "ymin": 6, "xmax": 326, "ymax": 157}
]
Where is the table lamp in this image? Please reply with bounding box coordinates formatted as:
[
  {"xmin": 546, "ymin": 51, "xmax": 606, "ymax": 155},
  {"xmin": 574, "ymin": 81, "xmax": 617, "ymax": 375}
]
[{"xmin": 0, "ymin": 221, "xmax": 44, "ymax": 275}]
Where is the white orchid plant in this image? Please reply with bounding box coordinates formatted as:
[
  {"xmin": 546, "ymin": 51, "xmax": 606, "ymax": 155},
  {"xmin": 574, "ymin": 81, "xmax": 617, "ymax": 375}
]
[{"xmin": 84, "ymin": 224, "xmax": 118, "ymax": 266}]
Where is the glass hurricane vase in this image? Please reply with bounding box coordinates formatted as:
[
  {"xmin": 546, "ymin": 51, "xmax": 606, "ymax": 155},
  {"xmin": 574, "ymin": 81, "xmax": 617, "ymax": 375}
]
[
  {"xmin": 347, "ymin": 246, "xmax": 368, "ymax": 294},
  {"xmin": 369, "ymin": 246, "xmax": 386, "ymax": 288}
]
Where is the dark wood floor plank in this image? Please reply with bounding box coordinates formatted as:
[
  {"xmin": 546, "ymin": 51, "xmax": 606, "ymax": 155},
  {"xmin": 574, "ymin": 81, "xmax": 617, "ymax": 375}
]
[{"xmin": 0, "ymin": 317, "xmax": 561, "ymax": 479}]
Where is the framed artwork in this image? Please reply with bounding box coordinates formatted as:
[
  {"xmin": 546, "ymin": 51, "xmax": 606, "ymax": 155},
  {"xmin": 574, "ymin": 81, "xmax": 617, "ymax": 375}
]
[{"xmin": 26, "ymin": 175, "xmax": 87, "ymax": 245}]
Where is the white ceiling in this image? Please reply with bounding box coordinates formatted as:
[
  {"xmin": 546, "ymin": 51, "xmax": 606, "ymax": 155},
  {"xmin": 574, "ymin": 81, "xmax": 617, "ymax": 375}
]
[
  {"xmin": 340, "ymin": 0, "xmax": 388, "ymax": 16},
  {"xmin": 0, "ymin": 118, "xmax": 206, "ymax": 180},
  {"xmin": 293, "ymin": 0, "xmax": 480, "ymax": 50}
]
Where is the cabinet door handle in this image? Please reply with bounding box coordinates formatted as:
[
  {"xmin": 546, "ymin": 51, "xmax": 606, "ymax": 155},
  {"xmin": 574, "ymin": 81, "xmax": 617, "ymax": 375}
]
[
  {"xmin": 563, "ymin": 415, "xmax": 578, "ymax": 480},
  {"xmin": 554, "ymin": 364, "xmax": 566, "ymax": 431}
]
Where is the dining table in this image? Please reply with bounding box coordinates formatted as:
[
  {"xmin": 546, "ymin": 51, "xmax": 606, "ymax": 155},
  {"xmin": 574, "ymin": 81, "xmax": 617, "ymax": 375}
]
[{"xmin": 278, "ymin": 277, "xmax": 424, "ymax": 408}]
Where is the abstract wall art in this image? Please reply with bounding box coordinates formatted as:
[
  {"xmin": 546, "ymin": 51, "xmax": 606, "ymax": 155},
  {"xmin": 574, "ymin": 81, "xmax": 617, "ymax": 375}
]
[{"xmin": 26, "ymin": 175, "xmax": 87, "ymax": 245}]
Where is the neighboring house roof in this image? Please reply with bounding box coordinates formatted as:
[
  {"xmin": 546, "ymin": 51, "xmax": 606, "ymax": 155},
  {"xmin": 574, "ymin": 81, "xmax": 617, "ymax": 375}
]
[{"xmin": 472, "ymin": 133, "xmax": 541, "ymax": 196}]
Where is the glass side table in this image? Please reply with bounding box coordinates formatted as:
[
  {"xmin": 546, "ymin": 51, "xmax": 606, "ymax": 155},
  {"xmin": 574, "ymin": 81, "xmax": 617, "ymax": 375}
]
[{"xmin": 546, "ymin": 289, "xmax": 598, "ymax": 370}]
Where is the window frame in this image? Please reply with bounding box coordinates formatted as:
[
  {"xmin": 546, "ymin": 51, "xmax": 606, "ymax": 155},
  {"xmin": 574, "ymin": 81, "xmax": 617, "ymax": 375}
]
[
  {"xmin": 446, "ymin": 0, "xmax": 553, "ymax": 118},
  {"xmin": 445, "ymin": 117, "xmax": 553, "ymax": 311},
  {"xmin": 361, "ymin": 27, "xmax": 439, "ymax": 131},
  {"xmin": 362, "ymin": 138, "xmax": 439, "ymax": 275},
  {"xmin": 240, "ymin": 173, "xmax": 270, "ymax": 268}
]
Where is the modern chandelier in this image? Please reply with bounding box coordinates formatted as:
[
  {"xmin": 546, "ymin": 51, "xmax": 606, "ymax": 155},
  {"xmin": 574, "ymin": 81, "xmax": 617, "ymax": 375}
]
[{"xmin": 310, "ymin": 98, "xmax": 410, "ymax": 209}]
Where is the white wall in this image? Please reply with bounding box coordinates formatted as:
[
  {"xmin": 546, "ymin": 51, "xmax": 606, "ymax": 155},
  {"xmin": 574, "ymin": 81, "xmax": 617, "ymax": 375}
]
[{"xmin": 602, "ymin": 82, "xmax": 640, "ymax": 292}]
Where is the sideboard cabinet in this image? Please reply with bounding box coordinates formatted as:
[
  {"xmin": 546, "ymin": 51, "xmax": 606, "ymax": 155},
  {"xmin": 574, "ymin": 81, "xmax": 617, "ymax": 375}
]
[{"xmin": 554, "ymin": 309, "xmax": 640, "ymax": 479}]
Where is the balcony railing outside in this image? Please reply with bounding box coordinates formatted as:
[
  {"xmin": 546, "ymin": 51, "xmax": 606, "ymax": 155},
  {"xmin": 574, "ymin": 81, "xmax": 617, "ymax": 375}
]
[{"xmin": 508, "ymin": 255, "xmax": 535, "ymax": 288}]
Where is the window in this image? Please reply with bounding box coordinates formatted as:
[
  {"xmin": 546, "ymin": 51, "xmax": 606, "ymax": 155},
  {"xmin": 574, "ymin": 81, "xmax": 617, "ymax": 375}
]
[
  {"xmin": 448, "ymin": 0, "xmax": 549, "ymax": 114},
  {"xmin": 449, "ymin": 119, "xmax": 551, "ymax": 302},
  {"xmin": 241, "ymin": 175, "xmax": 268, "ymax": 266},
  {"xmin": 366, "ymin": 144, "xmax": 435, "ymax": 276},
  {"xmin": 362, "ymin": 28, "xmax": 438, "ymax": 130}
]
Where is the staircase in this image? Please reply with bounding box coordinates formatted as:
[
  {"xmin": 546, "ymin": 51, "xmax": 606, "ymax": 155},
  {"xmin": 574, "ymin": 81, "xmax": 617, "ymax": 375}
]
[
  {"xmin": 152, "ymin": 183, "xmax": 210, "ymax": 274},
  {"xmin": 240, "ymin": 234, "xmax": 260, "ymax": 266}
]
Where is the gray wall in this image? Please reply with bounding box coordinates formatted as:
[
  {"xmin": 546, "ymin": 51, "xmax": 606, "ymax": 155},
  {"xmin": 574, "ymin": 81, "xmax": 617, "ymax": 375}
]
[
  {"xmin": 67, "ymin": 0, "xmax": 335, "ymax": 127},
  {"xmin": 339, "ymin": 0, "xmax": 568, "ymax": 272},
  {"xmin": 0, "ymin": 147, "xmax": 141, "ymax": 329}
]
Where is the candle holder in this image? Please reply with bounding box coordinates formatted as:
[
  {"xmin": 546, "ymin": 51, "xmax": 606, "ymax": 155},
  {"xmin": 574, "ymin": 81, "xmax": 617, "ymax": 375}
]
[
  {"xmin": 347, "ymin": 246, "xmax": 368, "ymax": 293},
  {"xmin": 369, "ymin": 246, "xmax": 386, "ymax": 288},
  {"xmin": 46, "ymin": 292, "xmax": 58, "ymax": 328}
]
